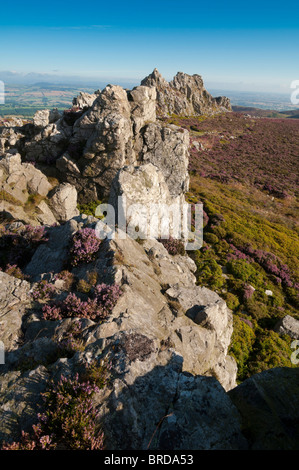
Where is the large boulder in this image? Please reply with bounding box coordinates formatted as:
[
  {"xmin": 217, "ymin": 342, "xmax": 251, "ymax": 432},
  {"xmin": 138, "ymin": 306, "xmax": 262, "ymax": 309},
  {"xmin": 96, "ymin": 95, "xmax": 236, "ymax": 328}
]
[
  {"xmin": 274, "ymin": 315, "xmax": 299, "ymax": 340},
  {"xmin": 127, "ymin": 85, "xmax": 157, "ymax": 134},
  {"xmin": 229, "ymin": 368, "xmax": 299, "ymax": 450},
  {"xmin": 0, "ymin": 69, "xmax": 229, "ymax": 202},
  {"xmin": 24, "ymin": 218, "xmax": 80, "ymax": 280},
  {"xmin": 1, "ymin": 220, "xmax": 299, "ymax": 450},
  {"xmin": 48, "ymin": 183, "xmax": 79, "ymax": 223}
]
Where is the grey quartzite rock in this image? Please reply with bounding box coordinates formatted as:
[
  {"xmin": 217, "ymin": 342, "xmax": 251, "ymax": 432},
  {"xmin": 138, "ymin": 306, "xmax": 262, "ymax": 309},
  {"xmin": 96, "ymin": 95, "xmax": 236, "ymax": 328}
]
[
  {"xmin": 0, "ymin": 272, "xmax": 31, "ymax": 351},
  {"xmin": 48, "ymin": 182, "xmax": 80, "ymax": 223},
  {"xmin": 274, "ymin": 315, "xmax": 299, "ymax": 340},
  {"xmin": 141, "ymin": 68, "xmax": 231, "ymax": 117},
  {"xmin": 0, "ymin": 366, "xmax": 50, "ymax": 444}
]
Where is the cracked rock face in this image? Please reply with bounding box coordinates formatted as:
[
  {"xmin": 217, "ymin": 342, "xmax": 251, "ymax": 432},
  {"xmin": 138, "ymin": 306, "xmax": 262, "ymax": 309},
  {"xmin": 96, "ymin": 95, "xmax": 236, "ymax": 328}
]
[
  {"xmin": 94, "ymin": 344, "xmax": 247, "ymax": 450},
  {"xmin": 0, "ymin": 272, "xmax": 31, "ymax": 351}
]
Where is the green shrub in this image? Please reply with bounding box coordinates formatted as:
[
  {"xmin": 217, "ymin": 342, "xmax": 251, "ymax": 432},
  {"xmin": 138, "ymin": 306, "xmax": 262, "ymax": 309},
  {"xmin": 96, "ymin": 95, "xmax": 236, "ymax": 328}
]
[
  {"xmin": 222, "ymin": 292, "xmax": 240, "ymax": 311},
  {"xmin": 227, "ymin": 259, "xmax": 263, "ymax": 286},
  {"xmin": 244, "ymin": 298, "xmax": 270, "ymax": 320},
  {"xmin": 196, "ymin": 258, "xmax": 224, "ymax": 290},
  {"xmin": 248, "ymin": 330, "xmax": 294, "ymax": 376},
  {"xmin": 77, "ymin": 200, "xmax": 103, "ymax": 217},
  {"xmin": 229, "ymin": 316, "xmax": 256, "ymax": 382},
  {"xmin": 211, "ymin": 226, "xmax": 227, "ymax": 239},
  {"xmin": 204, "ymin": 233, "xmax": 219, "ymax": 244}
]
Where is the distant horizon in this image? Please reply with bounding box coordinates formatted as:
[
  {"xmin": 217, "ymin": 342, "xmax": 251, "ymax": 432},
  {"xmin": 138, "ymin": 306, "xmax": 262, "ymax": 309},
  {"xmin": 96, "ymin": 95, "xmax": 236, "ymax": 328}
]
[{"xmin": 0, "ymin": 69, "xmax": 296, "ymax": 98}]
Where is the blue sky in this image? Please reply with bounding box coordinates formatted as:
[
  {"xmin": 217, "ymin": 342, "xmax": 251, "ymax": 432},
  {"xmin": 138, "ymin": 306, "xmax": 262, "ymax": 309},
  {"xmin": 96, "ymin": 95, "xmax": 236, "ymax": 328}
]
[{"xmin": 1, "ymin": 0, "xmax": 299, "ymax": 92}]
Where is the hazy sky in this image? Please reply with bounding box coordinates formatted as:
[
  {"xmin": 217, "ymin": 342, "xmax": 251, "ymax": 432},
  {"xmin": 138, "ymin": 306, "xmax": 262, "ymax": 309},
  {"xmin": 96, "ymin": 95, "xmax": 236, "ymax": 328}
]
[{"xmin": 1, "ymin": 0, "xmax": 299, "ymax": 92}]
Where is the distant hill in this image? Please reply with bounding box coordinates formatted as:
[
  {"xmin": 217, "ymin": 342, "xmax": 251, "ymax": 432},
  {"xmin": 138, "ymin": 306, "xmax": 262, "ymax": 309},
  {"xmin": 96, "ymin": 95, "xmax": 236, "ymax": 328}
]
[
  {"xmin": 232, "ymin": 105, "xmax": 299, "ymax": 119},
  {"xmin": 279, "ymin": 109, "xmax": 299, "ymax": 119}
]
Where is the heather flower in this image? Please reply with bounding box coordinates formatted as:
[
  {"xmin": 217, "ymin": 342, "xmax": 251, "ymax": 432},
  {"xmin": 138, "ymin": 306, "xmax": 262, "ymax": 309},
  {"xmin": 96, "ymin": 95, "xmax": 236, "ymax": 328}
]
[
  {"xmin": 158, "ymin": 236, "xmax": 185, "ymax": 256},
  {"xmin": 243, "ymin": 284, "xmax": 255, "ymax": 301},
  {"xmin": 31, "ymin": 280, "xmax": 56, "ymax": 301},
  {"xmin": 1, "ymin": 371, "xmax": 106, "ymax": 451},
  {"xmin": 70, "ymin": 228, "xmax": 101, "ymax": 266},
  {"xmin": 93, "ymin": 283, "xmax": 122, "ymax": 318},
  {"xmin": 42, "ymin": 283, "xmax": 122, "ymax": 322},
  {"xmin": 42, "ymin": 304, "xmax": 63, "ymax": 321}
]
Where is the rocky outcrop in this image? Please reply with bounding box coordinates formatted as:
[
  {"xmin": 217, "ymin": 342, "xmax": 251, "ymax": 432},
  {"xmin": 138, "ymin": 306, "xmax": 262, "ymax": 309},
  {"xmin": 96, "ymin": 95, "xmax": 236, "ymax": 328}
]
[
  {"xmin": 0, "ymin": 366, "xmax": 50, "ymax": 444},
  {"xmin": 127, "ymin": 85, "xmax": 157, "ymax": 134},
  {"xmin": 141, "ymin": 68, "xmax": 231, "ymax": 117},
  {"xmin": 0, "ymin": 69, "xmax": 229, "ymax": 202},
  {"xmin": 1, "ymin": 69, "xmax": 297, "ymax": 451},
  {"xmin": 0, "ymin": 217, "xmax": 239, "ymax": 447}
]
